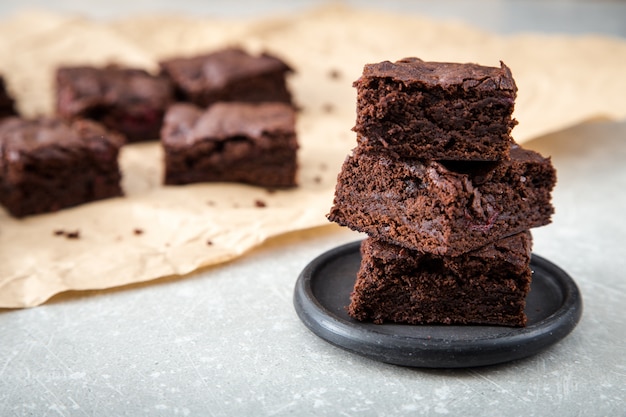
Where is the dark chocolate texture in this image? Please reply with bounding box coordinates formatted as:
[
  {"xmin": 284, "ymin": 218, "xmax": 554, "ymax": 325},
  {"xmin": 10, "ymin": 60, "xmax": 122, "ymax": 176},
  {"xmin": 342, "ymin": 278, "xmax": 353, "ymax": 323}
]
[
  {"xmin": 161, "ymin": 102, "xmax": 298, "ymax": 187},
  {"xmin": 159, "ymin": 47, "xmax": 293, "ymax": 107},
  {"xmin": 353, "ymin": 58, "xmax": 517, "ymax": 161},
  {"xmin": 327, "ymin": 144, "xmax": 556, "ymax": 256},
  {"xmin": 348, "ymin": 232, "xmax": 533, "ymax": 327},
  {"xmin": 0, "ymin": 117, "xmax": 124, "ymax": 217},
  {"xmin": 56, "ymin": 65, "xmax": 174, "ymax": 142}
]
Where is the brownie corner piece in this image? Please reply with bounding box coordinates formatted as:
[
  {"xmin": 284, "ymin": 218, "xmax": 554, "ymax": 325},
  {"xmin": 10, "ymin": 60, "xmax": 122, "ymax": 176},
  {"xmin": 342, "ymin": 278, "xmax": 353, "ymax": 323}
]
[
  {"xmin": 347, "ymin": 232, "xmax": 533, "ymax": 327},
  {"xmin": 353, "ymin": 57, "xmax": 518, "ymax": 160},
  {"xmin": 161, "ymin": 101, "xmax": 298, "ymax": 187},
  {"xmin": 55, "ymin": 65, "xmax": 174, "ymax": 142},
  {"xmin": 0, "ymin": 117, "xmax": 124, "ymax": 217},
  {"xmin": 158, "ymin": 47, "xmax": 294, "ymax": 107}
]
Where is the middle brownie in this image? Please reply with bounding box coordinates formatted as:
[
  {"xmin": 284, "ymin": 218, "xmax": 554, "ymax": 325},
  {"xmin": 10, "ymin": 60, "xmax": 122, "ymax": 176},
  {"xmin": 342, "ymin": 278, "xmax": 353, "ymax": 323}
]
[
  {"xmin": 161, "ymin": 102, "xmax": 298, "ymax": 187},
  {"xmin": 328, "ymin": 144, "xmax": 556, "ymax": 256}
]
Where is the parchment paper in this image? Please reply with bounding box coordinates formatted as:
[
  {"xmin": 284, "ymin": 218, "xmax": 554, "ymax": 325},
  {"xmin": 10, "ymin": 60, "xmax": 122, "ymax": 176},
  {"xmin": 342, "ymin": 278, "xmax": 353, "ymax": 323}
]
[{"xmin": 1, "ymin": 5, "xmax": 625, "ymax": 308}]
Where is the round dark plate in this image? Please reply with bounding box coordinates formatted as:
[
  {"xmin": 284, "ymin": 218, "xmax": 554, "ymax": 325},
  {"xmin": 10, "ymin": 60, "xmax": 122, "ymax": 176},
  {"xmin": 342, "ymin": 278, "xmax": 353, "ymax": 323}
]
[{"xmin": 293, "ymin": 240, "xmax": 583, "ymax": 368}]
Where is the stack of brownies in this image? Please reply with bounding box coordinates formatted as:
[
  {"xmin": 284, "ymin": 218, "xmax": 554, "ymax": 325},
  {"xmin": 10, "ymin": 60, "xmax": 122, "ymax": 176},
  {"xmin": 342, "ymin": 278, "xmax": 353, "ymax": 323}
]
[{"xmin": 328, "ymin": 57, "xmax": 556, "ymax": 327}]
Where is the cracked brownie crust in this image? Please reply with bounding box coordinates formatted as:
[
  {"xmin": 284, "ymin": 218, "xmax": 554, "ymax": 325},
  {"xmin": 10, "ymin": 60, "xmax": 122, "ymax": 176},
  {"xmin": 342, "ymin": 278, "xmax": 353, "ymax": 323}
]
[
  {"xmin": 159, "ymin": 48, "xmax": 293, "ymax": 107},
  {"xmin": 56, "ymin": 65, "xmax": 174, "ymax": 142},
  {"xmin": 348, "ymin": 232, "xmax": 533, "ymax": 326},
  {"xmin": 161, "ymin": 102, "xmax": 298, "ymax": 187},
  {"xmin": 327, "ymin": 144, "xmax": 556, "ymax": 256},
  {"xmin": 0, "ymin": 117, "xmax": 123, "ymax": 217},
  {"xmin": 353, "ymin": 58, "xmax": 517, "ymax": 161}
]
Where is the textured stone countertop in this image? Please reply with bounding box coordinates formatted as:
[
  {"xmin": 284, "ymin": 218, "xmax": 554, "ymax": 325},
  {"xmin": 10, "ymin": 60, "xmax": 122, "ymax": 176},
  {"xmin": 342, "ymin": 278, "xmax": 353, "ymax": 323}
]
[{"xmin": 0, "ymin": 1, "xmax": 625, "ymax": 416}]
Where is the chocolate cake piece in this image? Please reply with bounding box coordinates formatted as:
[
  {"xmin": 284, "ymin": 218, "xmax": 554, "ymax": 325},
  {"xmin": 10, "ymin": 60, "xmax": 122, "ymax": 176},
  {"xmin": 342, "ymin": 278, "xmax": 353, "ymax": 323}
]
[
  {"xmin": 56, "ymin": 65, "xmax": 174, "ymax": 142},
  {"xmin": 348, "ymin": 232, "xmax": 533, "ymax": 327},
  {"xmin": 353, "ymin": 58, "xmax": 517, "ymax": 161},
  {"xmin": 0, "ymin": 117, "xmax": 123, "ymax": 217},
  {"xmin": 161, "ymin": 102, "xmax": 298, "ymax": 187},
  {"xmin": 159, "ymin": 47, "xmax": 293, "ymax": 107},
  {"xmin": 0, "ymin": 75, "xmax": 17, "ymax": 119},
  {"xmin": 328, "ymin": 144, "xmax": 556, "ymax": 256}
]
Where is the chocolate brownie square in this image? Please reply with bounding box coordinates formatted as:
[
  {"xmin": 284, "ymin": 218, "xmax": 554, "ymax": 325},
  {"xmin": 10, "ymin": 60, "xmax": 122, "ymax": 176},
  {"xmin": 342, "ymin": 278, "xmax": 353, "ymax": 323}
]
[
  {"xmin": 159, "ymin": 47, "xmax": 293, "ymax": 107},
  {"xmin": 56, "ymin": 65, "xmax": 174, "ymax": 142},
  {"xmin": 0, "ymin": 117, "xmax": 123, "ymax": 217},
  {"xmin": 353, "ymin": 58, "xmax": 517, "ymax": 161},
  {"xmin": 348, "ymin": 231, "xmax": 533, "ymax": 327},
  {"xmin": 161, "ymin": 102, "xmax": 298, "ymax": 187},
  {"xmin": 328, "ymin": 144, "xmax": 556, "ymax": 256},
  {"xmin": 0, "ymin": 75, "xmax": 17, "ymax": 119}
]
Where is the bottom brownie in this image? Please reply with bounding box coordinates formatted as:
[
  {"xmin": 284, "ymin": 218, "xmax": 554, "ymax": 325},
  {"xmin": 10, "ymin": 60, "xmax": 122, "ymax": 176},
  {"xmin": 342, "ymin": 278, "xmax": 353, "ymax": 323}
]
[
  {"xmin": 0, "ymin": 117, "xmax": 123, "ymax": 217},
  {"xmin": 348, "ymin": 232, "xmax": 533, "ymax": 327}
]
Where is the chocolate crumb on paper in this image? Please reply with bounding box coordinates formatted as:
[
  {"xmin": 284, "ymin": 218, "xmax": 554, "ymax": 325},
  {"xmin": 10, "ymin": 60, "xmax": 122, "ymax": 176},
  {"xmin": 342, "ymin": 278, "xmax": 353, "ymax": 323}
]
[
  {"xmin": 328, "ymin": 68, "xmax": 342, "ymax": 80},
  {"xmin": 53, "ymin": 229, "xmax": 81, "ymax": 239}
]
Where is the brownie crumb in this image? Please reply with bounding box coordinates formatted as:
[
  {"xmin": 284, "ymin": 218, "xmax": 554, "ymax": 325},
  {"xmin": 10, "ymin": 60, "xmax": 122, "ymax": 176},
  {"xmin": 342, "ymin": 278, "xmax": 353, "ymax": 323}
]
[
  {"xmin": 65, "ymin": 230, "xmax": 80, "ymax": 239},
  {"xmin": 265, "ymin": 188, "xmax": 277, "ymax": 194},
  {"xmin": 254, "ymin": 199, "xmax": 267, "ymax": 208},
  {"xmin": 53, "ymin": 229, "xmax": 81, "ymax": 239},
  {"xmin": 313, "ymin": 176, "xmax": 322, "ymax": 184},
  {"xmin": 133, "ymin": 228, "xmax": 144, "ymax": 235},
  {"xmin": 322, "ymin": 103, "xmax": 334, "ymax": 113},
  {"xmin": 206, "ymin": 240, "xmax": 213, "ymax": 246},
  {"xmin": 328, "ymin": 68, "xmax": 342, "ymax": 80}
]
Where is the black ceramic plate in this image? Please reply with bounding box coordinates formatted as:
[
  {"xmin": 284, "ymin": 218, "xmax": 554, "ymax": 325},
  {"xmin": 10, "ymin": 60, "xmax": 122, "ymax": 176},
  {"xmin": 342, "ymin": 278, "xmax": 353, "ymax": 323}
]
[{"xmin": 293, "ymin": 240, "xmax": 582, "ymax": 368}]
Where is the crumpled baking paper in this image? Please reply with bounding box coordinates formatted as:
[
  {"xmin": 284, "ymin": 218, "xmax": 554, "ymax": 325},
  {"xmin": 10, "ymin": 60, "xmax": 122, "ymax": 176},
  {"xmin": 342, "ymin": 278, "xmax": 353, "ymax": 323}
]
[{"xmin": 1, "ymin": 5, "xmax": 625, "ymax": 308}]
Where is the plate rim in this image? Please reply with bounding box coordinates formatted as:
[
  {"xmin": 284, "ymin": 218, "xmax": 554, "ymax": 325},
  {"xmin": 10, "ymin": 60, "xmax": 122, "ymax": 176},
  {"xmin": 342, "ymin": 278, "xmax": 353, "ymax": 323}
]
[{"xmin": 293, "ymin": 240, "xmax": 583, "ymax": 368}]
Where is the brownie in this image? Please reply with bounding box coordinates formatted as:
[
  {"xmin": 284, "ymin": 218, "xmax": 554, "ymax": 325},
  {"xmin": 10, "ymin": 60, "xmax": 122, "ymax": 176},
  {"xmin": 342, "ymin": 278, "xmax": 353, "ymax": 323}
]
[
  {"xmin": 353, "ymin": 58, "xmax": 517, "ymax": 161},
  {"xmin": 348, "ymin": 231, "xmax": 533, "ymax": 327},
  {"xmin": 0, "ymin": 117, "xmax": 123, "ymax": 217},
  {"xmin": 159, "ymin": 47, "xmax": 293, "ymax": 107},
  {"xmin": 161, "ymin": 102, "xmax": 298, "ymax": 187},
  {"xmin": 327, "ymin": 144, "xmax": 556, "ymax": 256},
  {"xmin": 0, "ymin": 75, "xmax": 17, "ymax": 119},
  {"xmin": 56, "ymin": 65, "xmax": 174, "ymax": 142}
]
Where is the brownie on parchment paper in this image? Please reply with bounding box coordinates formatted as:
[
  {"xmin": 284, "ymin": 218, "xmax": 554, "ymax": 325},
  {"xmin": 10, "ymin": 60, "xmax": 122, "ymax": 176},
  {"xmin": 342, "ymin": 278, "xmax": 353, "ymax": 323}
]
[
  {"xmin": 56, "ymin": 65, "xmax": 174, "ymax": 142},
  {"xmin": 161, "ymin": 101, "xmax": 298, "ymax": 188},
  {"xmin": 159, "ymin": 47, "xmax": 293, "ymax": 107},
  {"xmin": 0, "ymin": 117, "xmax": 123, "ymax": 217}
]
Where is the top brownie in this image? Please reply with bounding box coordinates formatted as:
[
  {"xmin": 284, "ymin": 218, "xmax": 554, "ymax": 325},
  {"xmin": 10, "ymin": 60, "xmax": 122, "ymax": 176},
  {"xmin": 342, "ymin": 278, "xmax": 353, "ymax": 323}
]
[
  {"xmin": 159, "ymin": 47, "xmax": 293, "ymax": 107},
  {"xmin": 0, "ymin": 75, "xmax": 17, "ymax": 119},
  {"xmin": 56, "ymin": 65, "xmax": 174, "ymax": 142},
  {"xmin": 353, "ymin": 58, "xmax": 518, "ymax": 161}
]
